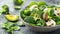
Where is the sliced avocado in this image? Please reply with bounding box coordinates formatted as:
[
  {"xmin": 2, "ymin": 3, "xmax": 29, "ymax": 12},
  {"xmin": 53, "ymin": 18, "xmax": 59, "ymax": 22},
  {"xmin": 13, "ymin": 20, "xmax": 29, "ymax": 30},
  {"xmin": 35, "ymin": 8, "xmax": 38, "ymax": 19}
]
[{"xmin": 5, "ymin": 15, "xmax": 19, "ymax": 21}]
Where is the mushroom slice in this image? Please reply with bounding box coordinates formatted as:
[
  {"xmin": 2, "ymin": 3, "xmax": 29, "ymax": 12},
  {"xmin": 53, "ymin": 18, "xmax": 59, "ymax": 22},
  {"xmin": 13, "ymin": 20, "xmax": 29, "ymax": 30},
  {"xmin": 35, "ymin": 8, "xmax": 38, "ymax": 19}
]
[
  {"xmin": 46, "ymin": 19, "xmax": 56, "ymax": 27},
  {"xmin": 43, "ymin": 12, "xmax": 48, "ymax": 21},
  {"xmin": 54, "ymin": 8, "xmax": 60, "ymax": 17},
  {"xmin": 33, "ymin": 13, "xmax": 39, "ymax": 21},
  {"xmin": 29, "ymin": 5, "xmax": 38, "ymax": 11}
]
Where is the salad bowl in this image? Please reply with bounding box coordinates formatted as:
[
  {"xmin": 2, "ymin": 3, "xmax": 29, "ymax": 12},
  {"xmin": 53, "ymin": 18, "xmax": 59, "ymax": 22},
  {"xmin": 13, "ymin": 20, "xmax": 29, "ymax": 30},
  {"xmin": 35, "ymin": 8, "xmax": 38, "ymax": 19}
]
[{"xmin": 20, "ymin": 1, "xmax": 60, "ymax": 32}]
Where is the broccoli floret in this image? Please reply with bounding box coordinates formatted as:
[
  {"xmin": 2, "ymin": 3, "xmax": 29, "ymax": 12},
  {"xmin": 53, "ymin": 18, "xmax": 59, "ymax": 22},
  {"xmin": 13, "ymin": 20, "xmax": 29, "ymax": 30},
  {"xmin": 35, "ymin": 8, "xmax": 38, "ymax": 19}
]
[
  {"xmin": 14, "ymin": 0, "xmax": 23, "ymax": 5},
  {"xmin": 24, "ymin": 16, "xmax": 35, "ymax": 24},
  {"xmin": 24, "ymin": 9, "xmax": 31, "ymax": 16},
  {"xmin": 20, "ymin": 9, "xmax": 31, "ymax": 19},
  {"xmin": 2, "ymin": 5, "xmax": 9, "ymax": 14}
]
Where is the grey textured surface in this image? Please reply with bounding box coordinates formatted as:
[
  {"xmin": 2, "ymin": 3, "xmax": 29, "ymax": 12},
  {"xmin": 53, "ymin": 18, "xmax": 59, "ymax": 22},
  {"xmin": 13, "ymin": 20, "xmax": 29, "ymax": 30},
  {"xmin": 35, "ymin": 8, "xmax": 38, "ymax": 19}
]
[{"xmin": 0, "ymin": 0, "xmax": 60, "ymax": 34}]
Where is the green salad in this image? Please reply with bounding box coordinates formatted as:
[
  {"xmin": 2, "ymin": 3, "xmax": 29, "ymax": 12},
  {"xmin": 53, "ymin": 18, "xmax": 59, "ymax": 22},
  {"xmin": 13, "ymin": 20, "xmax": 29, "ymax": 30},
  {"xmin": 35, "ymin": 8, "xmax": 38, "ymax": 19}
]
[{"xmin": 20, "ymin": 1, "xmax": 60, "ymax": 27}]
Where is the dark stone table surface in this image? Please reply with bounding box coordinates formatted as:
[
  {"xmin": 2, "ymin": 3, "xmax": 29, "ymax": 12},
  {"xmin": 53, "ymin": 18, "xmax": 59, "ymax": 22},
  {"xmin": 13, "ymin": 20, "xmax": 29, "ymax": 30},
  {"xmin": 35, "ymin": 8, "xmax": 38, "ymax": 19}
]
[{"xmin": 0, "ymin": 0, "xmax": 60, "ymax": 34}]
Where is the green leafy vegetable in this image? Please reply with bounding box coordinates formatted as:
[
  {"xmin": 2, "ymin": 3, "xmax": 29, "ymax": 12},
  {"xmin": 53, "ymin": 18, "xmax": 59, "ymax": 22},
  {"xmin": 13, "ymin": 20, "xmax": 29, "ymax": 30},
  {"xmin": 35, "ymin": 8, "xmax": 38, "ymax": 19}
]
[
  {"xmin": 14, "ymin": 0, "xmax": 23, "ymax": 5},
  {"xmin": 39, "ymin": 5, "xmax": 47, "ymax": 11},
  {"xmin": 28, "ymin": 1, "xmax": 37, "ymax": 7},
  {"xmin": 2, "ymin": 5, "xmax": 9, "ymax": 14},
  {"xmin": 56, "ymin": 21, "xmax": 60, "ymax": 25},
  {"xmin": 20, "ymin": 10, "xmax": 26, "ymax": 19},
  {"xmin": 53, "ymin": 16, "xmax": 60, "ymax": 22},
  {"xmin": 48, "ymin": 8, "xmax": 54, "ymax": 17},
  {"xmin": 24, "ymin": 9, "xmax": 31, "ymax": 16},
  {"xmin": 36, "ymin": 18, "xmax": 45, "ymax": 26},
  {"xmin": 24, "ymin": 16, "xmax": 35, "ymax": 24},
  {"xmin": 38, "ymin": 1, "xmax": 48, "ymax": 11},
  {"xmin": 38, "ymin": 1, "xmax": 48, "ymax": 6},
  {"xmin": 2, "ymin": 22, "xmax": 20, "ymax": 34}
]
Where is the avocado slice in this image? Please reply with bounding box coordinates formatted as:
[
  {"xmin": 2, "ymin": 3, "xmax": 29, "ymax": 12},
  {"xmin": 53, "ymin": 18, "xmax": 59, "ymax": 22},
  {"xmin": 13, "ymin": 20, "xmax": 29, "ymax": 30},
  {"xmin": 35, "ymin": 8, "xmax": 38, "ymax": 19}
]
[{"xmin": 5, "ymin": 15, "xmax": 19, "ymax": 21}]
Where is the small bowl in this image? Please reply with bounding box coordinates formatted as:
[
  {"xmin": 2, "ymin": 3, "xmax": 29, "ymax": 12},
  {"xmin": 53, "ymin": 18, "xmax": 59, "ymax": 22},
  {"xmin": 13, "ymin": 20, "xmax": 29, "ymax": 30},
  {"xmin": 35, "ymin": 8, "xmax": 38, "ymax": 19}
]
[{"xmin": 20, "ymin": 3, "xmax": 60, "ymax": 32}]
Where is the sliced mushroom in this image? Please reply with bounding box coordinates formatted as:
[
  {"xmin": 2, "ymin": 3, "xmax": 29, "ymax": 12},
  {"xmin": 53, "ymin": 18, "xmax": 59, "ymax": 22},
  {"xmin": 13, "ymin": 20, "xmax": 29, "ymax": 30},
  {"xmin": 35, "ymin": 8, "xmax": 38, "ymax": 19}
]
[
  {"xmin": 54, "ymin": 8, "xmax": 60, "ymax": 16},
  {"xmin": 34, "ymin": 13, "xmax": 39, "ymax": 21},
  {"xmin": 46, "ymin": 19, "xmax": 56, "ymax": 27},
  {"xmin": 44, "ymin": 8, "xmax": 48, "ymax": 13},
  {"xmin": 29, "ymin": 5, "xmax": 38, "ymax": 11},
  {"xmin": 43, "ymin": 12, "xmax": 48, "ymax": 21}
]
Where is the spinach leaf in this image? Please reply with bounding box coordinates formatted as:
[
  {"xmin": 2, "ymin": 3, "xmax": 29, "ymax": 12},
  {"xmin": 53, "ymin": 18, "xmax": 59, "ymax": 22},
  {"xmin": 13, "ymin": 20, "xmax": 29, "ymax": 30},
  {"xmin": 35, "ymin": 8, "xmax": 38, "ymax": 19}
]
[
  {"xmin": 2, "ymin": 5, "xmax": 9, "ymax": 14},
  {"xmin": 24, "ymin": 16, "xmax": 35, "ymax": 24}
]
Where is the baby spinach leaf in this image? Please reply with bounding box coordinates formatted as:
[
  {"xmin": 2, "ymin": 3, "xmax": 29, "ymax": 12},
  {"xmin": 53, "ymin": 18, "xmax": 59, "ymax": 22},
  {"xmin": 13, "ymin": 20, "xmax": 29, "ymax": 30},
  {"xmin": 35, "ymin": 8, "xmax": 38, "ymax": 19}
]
[{"xmin": 24, "ymin": 16, "xmax": 35, "ymax": 24}]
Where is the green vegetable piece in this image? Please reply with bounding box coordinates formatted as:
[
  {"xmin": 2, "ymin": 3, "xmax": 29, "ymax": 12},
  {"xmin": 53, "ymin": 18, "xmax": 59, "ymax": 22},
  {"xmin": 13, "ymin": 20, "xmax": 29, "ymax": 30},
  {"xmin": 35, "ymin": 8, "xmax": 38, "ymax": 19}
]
[
  {"xmin": 5, "ymin": 15, "xmax": 19, "ymax": 22},
  {"xmin": 32, "ymin": 8, "xmax": 39, "ymax": 12},
  {"xmin": 10, "ymin": 26, "xmax": 20, "ymax": 31},
  {"xmin": 14, "ymin": 6, "xmax": 21, "ymax": 10},
  {"xmin": 2, "ymin": 5, "xmax": 9, "ymax": 14},
  {"xmin": 2, "ymin": 24, "xmax": 7, "ymax": 28},
  {"xmin": 38, "ymin": 10, "xmax": 44, "ymax": 18},
  {"xmin": 32, "ymin": 8, "xmax": 43, "ymax": 18},
  {"xmin": 6, "ymin": 29, "xmax": 11, "ymax": 32},
  {"xmin": 48, "ymin": 8, "xmax": 54, "ymax": 17},
  {"xmin": 2, "ymin": 22, "xmax": 15, "ymax": 29},
  {"xmin": 56, "ymin": 21, "xmax": 60, "ymax": 25},
  {"xmin": 48, "ymin": 5, "xmax": 55, "ymax": 8},
  {"xmin": 24, "ymin": 16, "xmax": 35, "ymax": 24},
  {"xmin": 30, "ymin": 8, "xmax": 39, "ymax": 16},
  {"xmin": 2, "ymin": 21, "xmax": 21, "ymax": 34},
  {"xmin": 24, "ymin": 9, "xmax": 31, "ymax": 16},
  {"xmin": 39, "ymin": 5, "xmax": 47, "ymax": 11},
  {"xmin": 38, "ymin": 1, "xmax": 48, "ymax": 11},
  {"xmin": 28, "ymin": 1, "xmax": 37, "ymax": 7},
  {"xmin": 38, "ymin": 1, "xmax": 48, "ymax": 6},
  {"xmin": 20, "ymin": 10, "xmax": 26, "ymax": 19},
  {"xmin": 14, "ymin": 0, "xmax": 23, "ymax": 5},
  {"xmin": 13, "ymin": 26, "xmax": 20, "ymax": 30},
  {"xmin": 36, "ymin": 18, "xmax": 45, "ymax": 26},
  {"xmin": 53, "ymin": 16, "xmax": 60, "ymax": 22}
]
